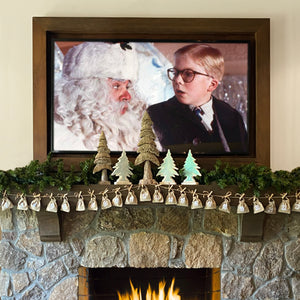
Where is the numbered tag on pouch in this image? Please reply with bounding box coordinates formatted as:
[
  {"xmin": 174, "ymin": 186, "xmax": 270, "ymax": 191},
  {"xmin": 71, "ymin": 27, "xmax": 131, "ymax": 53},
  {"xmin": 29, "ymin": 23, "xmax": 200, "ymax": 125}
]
[
  {"xmin": 253, "ymin": 196, "xmax": 264, "ymax": 214},
  {"xmin": 218, "ymin": 192, "xmax": 231, "ymax": 213},
  {"xmin": 30, "ymin": 193, "xmax": 41, "ymax": 212},
  {"xmin": 76, "ymin": 192, "xmax": 85, "ymax": 212},
  {"xmin": 191, "ymin": 190, "xmax": 203, "ymax": 209},
  {"xmin": 125, "ymin": 186, "xmax": 138, "ymax": 205},
  {"xmin": 204, "ymin": 192, "xmax": 216, "ymax": 210},
  {"xmin": 278, "ymin": 193, "xmax": 290, "ymax": 214},
  {"xmin": 46, "ymin": 194, "xmax": 58, "ymax": 213},
  {"xmin": 236, "ymin": 194, "xmax": 249, "ymax": 214},
  {"xmin": 112, "ymin": 189, "xmax": 123, "ymax": 207},
  {"xmin": 101, "ymin": 194, "xmax": 112, "ymax": 210},
  {"xmin": 17, "ymin": 194, "xmax": 28, "ymax": 211},
  {"xmin": 61, "ymin": 194, "xmax": 70, "ymax": 213},
  {"xmin": 140, "ymin": 185, "xmax": 151, "ymax": 202},
  {"xmin": 292, "ymin": 192, "xmax": 300, "ymax": 212},
  {"xmin": 177, "ymin": 188, "xmax": 188, "ymax": 207},
  {"xmin": 264, "ymin": 194, "xmax": 276, "ymax": 214},
  {"xmin": 88, "ymin": 191, "xmax": 98, "ymax": 211},
  {"xmin": 165, "ymin": 188, "xmax": 177, "ymax": 205},
  {"xmin": 152, "ymin": 186, "xmax": 164, "ymax": 203},
  {"xmin": 1, "ymin": 191, "xmax": 14, "ymax": 211}
]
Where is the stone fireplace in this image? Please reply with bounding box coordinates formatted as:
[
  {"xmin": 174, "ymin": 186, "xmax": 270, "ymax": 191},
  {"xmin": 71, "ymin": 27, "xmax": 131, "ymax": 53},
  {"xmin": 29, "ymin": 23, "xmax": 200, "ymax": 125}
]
[{"xmin": 0, "ymin": 189, "xmax": 299, "ymax": 299}]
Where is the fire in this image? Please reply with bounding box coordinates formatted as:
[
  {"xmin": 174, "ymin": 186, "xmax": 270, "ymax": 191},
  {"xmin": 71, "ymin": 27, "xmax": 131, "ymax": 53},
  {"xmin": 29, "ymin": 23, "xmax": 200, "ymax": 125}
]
[{"xmin": 117, "ymin": 278, "xmax": 181, "ymax": 300}]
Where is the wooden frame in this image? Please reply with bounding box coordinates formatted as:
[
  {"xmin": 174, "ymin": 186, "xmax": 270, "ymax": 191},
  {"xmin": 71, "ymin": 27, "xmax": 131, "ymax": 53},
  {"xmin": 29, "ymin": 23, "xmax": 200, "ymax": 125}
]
[{"xmin": 33, "ymin": 17, "xmax": 270, "ymax": 169}]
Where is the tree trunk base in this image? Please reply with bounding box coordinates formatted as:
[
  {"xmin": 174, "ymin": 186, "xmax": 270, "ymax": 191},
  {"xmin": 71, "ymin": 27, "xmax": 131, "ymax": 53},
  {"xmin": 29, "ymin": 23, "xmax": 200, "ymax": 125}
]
[
  {"xmin": 98, "ymin": 169, "xmax": 110, "ymax": 185},
  {"xmin": 98, "ymin": 180, "xmax": 111, "ymax": 185},
  {"xmin": 139, "ymin": 178, "xmax": 157, "ymax": 185},
  {"xmin": 140, "ymin": 160, "xmax": 157, "ymax": 185}
]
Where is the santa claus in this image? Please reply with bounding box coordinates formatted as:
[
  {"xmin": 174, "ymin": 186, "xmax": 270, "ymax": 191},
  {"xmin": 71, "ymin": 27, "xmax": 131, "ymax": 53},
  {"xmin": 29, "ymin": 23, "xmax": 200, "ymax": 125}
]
[{"xmin": 53, "ymin": 42, "xmax": 147, "ymax": 151}]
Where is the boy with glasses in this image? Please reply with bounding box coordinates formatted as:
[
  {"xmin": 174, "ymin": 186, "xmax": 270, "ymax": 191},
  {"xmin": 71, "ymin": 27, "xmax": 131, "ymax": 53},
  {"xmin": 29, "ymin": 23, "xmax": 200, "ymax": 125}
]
[{"xmin": 147, "ymin": 44, "xmax": 248, "ymax": 154}]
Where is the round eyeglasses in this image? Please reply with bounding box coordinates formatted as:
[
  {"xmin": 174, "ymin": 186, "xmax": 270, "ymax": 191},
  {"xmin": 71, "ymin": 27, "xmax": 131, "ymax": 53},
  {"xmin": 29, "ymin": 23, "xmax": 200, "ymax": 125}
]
[{"xmin": 167, "ymin": 68, "xmax": 213, "ymax": 83}]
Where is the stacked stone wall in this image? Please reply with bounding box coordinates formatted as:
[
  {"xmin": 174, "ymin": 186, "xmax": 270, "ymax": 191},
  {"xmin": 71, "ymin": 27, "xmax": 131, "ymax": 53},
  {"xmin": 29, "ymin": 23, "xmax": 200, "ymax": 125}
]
[{"xmin": 0, "ymin": 206, "xmax": 299, "ymax": 299}]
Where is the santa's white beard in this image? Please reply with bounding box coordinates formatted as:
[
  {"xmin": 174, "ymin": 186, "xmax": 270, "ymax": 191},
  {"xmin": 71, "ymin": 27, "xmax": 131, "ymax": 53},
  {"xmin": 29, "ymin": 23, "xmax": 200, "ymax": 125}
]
[
  {"xmin": 54, "ymin": 78, "xmax": 146, "ymax": 151},
  {"xmin": 86, "ymin": 97, "xmax": 145, "ymax": 151}
]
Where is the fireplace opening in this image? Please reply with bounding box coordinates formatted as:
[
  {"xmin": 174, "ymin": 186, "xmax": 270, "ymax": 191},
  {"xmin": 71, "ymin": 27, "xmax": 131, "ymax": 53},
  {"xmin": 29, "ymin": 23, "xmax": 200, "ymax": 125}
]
[{"xmin": 79, "ymin": 267, "xmax": 220, "ymax": 300}]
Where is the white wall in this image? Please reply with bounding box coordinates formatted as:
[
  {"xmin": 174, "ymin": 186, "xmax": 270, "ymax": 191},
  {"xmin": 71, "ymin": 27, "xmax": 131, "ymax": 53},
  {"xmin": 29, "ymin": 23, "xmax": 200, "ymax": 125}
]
[{"xmin": 0, "ymin": 0, "xmax": 299, "ymax": 171}]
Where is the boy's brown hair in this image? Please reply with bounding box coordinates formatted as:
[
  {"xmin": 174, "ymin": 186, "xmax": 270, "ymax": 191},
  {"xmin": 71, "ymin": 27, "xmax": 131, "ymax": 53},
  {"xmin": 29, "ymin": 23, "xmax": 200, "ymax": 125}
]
[{"xmin": 174, "ymin": 44, "xmax": 225, "ymax": 81}]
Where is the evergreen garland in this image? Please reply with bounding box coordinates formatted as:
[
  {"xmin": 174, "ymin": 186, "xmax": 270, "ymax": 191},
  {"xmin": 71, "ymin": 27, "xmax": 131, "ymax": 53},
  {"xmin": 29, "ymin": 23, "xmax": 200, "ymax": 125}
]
[{"xmin": 0, "ymin": 154, "xmax": 300, "ymax": 195}]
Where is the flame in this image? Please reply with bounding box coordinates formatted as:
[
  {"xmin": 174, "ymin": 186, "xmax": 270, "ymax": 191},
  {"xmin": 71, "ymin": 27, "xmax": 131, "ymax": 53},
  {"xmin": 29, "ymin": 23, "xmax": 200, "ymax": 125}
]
[{"xmin": 118, "ymin": 278, "xmax": 181, "ymax": 300}]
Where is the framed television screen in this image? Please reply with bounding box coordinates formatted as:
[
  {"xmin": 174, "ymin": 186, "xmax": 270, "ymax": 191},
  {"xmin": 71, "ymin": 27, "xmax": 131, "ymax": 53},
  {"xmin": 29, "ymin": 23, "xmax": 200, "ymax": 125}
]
[{"xmin": 33, "ymin": 17, "xmax": 270, "ymax": 168}]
